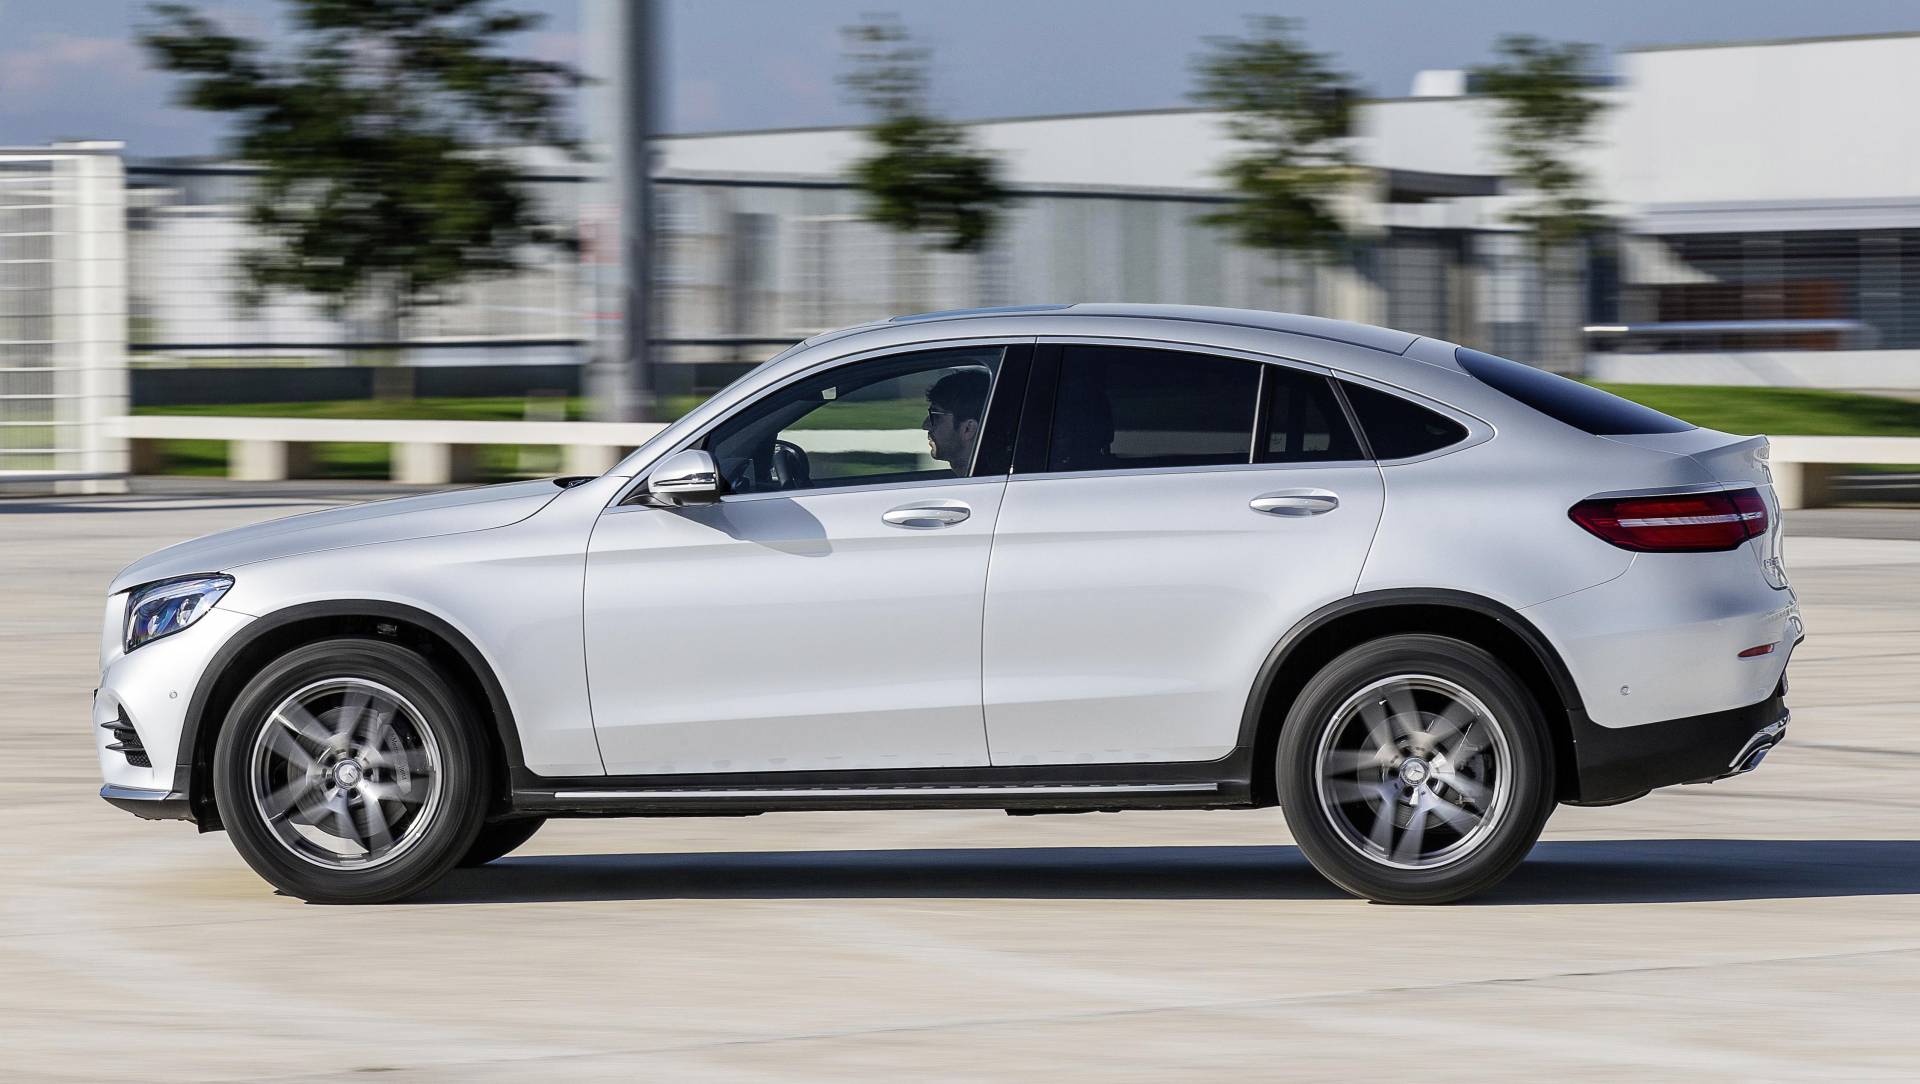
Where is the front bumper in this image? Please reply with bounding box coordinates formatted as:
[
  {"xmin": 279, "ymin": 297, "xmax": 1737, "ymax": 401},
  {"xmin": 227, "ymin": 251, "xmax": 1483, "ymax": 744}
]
[
  {"xmin": 1566, "ymin": 686, "xmax": 1790, "ymax": 805},
  {"xmin": 94, "ymin": 605, "xmax": 253, "ymax": 799}
]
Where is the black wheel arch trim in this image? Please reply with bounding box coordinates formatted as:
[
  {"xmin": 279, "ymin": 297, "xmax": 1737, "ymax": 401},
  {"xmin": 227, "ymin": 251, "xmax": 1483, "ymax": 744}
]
[
  {"xmin": 173, "ymin": 599, "xmax": 525, "ymax": 825},
  {"xmin": 1238, "ymin": 588, "xmax": 1587, "ymax": 746}
]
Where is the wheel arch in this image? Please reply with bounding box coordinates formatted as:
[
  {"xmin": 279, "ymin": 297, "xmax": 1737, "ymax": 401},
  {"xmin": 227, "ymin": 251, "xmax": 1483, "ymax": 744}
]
[
  {"xmin": 1240, "ymin": 589, "xmax": 1584, "ymax": 806},
  {"xmin": 175, "ymin": 600, "xmax": 522, "ymax": 829}
]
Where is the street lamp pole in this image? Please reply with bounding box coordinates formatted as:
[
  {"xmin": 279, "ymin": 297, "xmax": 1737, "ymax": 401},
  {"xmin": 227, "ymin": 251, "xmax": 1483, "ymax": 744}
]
[{"xmin": 586, "ymin": 0, "xmax": 660, "ymax": 423}]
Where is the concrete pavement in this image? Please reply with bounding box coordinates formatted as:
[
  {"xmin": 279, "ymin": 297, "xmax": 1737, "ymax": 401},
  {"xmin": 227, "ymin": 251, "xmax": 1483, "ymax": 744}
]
[{"xmin": 4, "ymin": 491, "xmax": 1919, "ymax": 1081}]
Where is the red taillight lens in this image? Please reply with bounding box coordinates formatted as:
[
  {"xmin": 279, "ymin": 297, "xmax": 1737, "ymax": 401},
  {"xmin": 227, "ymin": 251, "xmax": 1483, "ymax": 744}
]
[{"xmin": 1569, "ymin": 487, "xmax": 1769, "ymax": 552}]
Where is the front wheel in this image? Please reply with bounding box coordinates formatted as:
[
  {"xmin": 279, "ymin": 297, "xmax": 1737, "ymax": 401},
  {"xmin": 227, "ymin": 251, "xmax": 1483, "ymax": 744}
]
[
  {"xmin": 1277, "ymin": 634, "xmax": 1555, "ymax": 904},
  {"xmin": 212, "ymin": 638, "xmax": 489, "ymax": 904}
]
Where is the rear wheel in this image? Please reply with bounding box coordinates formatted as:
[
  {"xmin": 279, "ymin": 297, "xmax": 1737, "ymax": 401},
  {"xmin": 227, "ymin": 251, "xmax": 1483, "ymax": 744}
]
[
  {"xmin": 213, "ymin": 638, "xmax": 488, "ymax": 904},
  {"xmin": 458, "ymin": 817, "xmax": 546, "ymax": 867},
  {"xmin": 1277, "ymin": 634, "xmax": 1555, "ymax": 904}
]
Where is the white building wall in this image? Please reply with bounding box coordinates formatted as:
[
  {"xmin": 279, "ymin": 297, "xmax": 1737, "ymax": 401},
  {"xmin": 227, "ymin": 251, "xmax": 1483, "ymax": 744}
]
[
  {"xmin": 661, "ymin": 110, "xmax": 1241, "ymax": 192},
  {"xmin": 1612, "ymin": 35, "xmax": 1920, "ymax": 210}
]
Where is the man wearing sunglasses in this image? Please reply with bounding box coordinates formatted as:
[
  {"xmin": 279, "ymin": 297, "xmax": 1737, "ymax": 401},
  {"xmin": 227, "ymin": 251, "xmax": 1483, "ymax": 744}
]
[{"xmin": 923, "ymin": 368, "xmax": 991, "ymax": 477}]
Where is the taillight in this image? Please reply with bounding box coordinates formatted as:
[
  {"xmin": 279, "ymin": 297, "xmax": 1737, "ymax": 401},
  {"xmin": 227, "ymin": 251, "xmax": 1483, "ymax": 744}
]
[{"xmin": 1569, "ymin": 487, "xmax": 1768, "ymax": 552}]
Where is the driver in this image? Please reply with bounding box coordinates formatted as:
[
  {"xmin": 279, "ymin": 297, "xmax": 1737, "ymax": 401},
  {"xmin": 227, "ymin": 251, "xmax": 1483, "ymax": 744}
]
[{"xmin": 924, "ymin": 368, "xmax": 991, "ymax": 476}]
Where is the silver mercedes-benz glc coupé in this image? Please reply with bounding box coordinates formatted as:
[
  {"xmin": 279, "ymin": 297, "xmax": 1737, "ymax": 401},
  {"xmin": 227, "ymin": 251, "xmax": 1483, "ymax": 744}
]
[{"xmin": 96, "ymin": 305, "xmax": 1799, "ymax": 904}]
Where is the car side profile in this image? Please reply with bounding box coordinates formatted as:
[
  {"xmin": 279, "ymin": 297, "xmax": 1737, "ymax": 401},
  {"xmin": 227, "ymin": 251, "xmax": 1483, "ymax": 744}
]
[{"xmin": 96, "ymin": 305, "xmax": 1799, "ymax": 904}]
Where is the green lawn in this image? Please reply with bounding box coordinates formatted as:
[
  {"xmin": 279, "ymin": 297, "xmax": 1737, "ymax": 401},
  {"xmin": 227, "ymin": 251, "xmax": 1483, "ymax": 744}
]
[{"xmin": 1592, "ymin": 384, "xmax": 1920, "ymax": 437}]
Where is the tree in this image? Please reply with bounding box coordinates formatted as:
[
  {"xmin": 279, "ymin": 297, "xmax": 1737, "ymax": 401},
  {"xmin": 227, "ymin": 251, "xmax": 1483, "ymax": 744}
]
[
  {"xmin": 1191, "ymin": 16, "xmax": 1360, "ymax": 289},
  {"xmin": 1472, "ymin": 35, "xmax": 1610, "ymax": 372},
  {"xmin": 140, "ymin": 1, "xmax": 583, "ymax": 350},
  {"xmin": 840, "ymin": 17, "xmax": 1007, "ymax": 254},
  {"xmin": 1472, "ymin": 35, "xmax": 1609, "ymax": 247}
]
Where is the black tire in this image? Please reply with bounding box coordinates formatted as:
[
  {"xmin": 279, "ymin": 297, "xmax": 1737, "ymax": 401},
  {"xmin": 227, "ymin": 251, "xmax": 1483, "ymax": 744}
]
[
  {"xmin": 212, "ymin": 637, "xmax": 489, "ymax": 904},
  {"xmin": 1276, "ymin": 634, "xmax": 1555, "ymax": 904},
  {"xmin": 458, "ymin": 817, "xmax": 546, "ymax": 867}
]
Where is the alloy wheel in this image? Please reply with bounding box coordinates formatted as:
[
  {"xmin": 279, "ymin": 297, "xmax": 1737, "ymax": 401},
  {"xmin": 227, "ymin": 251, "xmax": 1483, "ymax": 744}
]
[
  {"xmin": 247, "ymin": 677, "xmax": 445, "ymax": 870},
  {"xmin": 1312, "ymin": 674, "xmax": 1514, "ymax": 870}
]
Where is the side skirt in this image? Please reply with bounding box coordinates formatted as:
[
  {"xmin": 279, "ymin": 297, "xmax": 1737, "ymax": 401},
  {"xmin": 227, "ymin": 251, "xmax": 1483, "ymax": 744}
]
[{"xmin": 514, "ymin": 749, "xmax": 1258, "ymax": 818}]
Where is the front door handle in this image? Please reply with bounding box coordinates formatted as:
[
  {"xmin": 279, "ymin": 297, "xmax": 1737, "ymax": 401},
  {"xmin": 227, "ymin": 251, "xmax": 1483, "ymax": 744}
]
[
  {"xmin": 1250, "ymin": 489, "xmax": 1339, "ymax": 517},
  {"xmin": 882, "ymin": 500, "xmax": 972, "ymax": 529}
]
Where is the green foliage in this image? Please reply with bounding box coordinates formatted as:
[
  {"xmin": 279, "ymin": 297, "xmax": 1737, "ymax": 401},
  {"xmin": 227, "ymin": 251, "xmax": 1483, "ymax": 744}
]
[
  {"xmin": 840, "ymin": 17, "xmax": 1008, "ymax": 253},
  {"xmin": 140, "ymin": 0, "xmax": 582, "ymax": 320},
  {"xmin": 1191, "ymin": 16, "xmax": 1359, "ymax": 256},
  {"xmin": 1593, "ymin": 384, "xmax": 1920, "ymax": 438},
  {"xmin": 1472, "ymin": 35, "xmax": 1609, "ymax": 247}
]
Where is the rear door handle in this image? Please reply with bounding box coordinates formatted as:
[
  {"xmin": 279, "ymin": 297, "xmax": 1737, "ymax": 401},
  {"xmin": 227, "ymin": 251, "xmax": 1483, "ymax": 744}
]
[
  {"xmin": 1250, "ymin": 489, "xmax": 1339, "ymax": 517},
  {"xmin": 882, "ymin": 500, "xmax": 971, "ymax": 529}
]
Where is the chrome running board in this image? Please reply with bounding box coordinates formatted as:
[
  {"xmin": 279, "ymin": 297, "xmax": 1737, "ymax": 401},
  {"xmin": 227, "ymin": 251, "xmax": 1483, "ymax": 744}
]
[{"xmin": 551, "ymin": 782, "xmax": 1217, "ymax": 801}]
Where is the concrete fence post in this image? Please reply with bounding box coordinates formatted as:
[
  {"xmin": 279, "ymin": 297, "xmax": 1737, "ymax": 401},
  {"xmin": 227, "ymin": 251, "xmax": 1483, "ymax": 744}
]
[
  {"xmin": 392, "ymin": 442, "xmax": 480, "ymax": 485},
  {"xmin": 231, "ymin": 440, "xmax": 313, "ymax": 481}
]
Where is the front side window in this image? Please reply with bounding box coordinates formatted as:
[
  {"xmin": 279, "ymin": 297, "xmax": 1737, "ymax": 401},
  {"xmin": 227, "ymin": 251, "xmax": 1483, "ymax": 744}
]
[
  {"xmin": 706, "ymin": 347, "xmax": 1004, "ymax": 495},
  {"xmin": 1047, "ymin": 345, "xmax": 1260, "ymax": 472}
]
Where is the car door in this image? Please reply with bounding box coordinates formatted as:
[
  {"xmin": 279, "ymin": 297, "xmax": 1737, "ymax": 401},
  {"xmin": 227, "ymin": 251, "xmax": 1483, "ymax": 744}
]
[
  {"xmin": 981, "ymin": 340, "xmax": 1386, "ymax": 766},
  {"xmin": 585, "ymin": 343, "xmax": 1030, "ymax": 776}
]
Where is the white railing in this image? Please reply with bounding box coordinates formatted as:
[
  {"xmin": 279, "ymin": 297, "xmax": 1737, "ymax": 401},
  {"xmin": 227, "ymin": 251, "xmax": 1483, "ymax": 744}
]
[
  {"xmin": 1768, "ymin": 436, "xmax": 1920, "ymax": 509},
  {"xmin": 115, "ymin": 415, "xmax": 929, "ymax": 484}
]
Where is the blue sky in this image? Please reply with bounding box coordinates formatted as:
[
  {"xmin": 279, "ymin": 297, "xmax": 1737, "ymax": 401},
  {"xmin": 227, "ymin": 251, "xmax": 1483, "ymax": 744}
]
[{"xmin": 3, "ymin": 0, "xmax": 1917, "ymax": 154}]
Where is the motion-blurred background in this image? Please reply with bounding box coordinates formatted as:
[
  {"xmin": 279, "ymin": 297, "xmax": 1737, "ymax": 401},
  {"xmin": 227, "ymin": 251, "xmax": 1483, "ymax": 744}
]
[{"xmin": 3, "ymin": 0, "xmax": 1919, "ymax": 496}]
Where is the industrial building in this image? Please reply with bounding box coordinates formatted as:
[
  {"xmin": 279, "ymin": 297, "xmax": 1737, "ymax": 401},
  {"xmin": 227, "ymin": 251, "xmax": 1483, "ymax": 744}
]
[{"xmin": 10, "ymin": 30, "xmax": 1920, "ymax": 489}]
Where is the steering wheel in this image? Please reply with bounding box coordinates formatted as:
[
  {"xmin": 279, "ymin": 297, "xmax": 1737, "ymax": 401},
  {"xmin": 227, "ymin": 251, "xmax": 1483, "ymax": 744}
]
[
  {"xmin": 767, "ymin": 438, "xmax": 811, "ymax": 490},
  {"xmin": 726, "ymin": 438, "xmax": 812, "ymax": 494}
]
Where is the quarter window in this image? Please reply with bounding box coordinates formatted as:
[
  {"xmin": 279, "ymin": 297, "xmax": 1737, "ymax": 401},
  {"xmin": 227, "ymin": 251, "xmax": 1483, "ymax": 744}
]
[
  {"xmin": 1047, "ymin": 346, "xmax": 1259, "ymax": 472},
  {"xmin": 705, "ymin": 347, "xmax": 1004, "ymax": 494},
  {"xmin": 1340, "ymin": 381, "xmax": 1469, "ymax": 460}
]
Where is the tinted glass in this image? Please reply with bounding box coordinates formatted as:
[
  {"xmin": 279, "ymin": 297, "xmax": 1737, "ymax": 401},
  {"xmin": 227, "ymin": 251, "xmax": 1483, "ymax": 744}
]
[
  {"xmin": 706, "ymin": 347, "xmax": 1004, "ymax": 494},
  {"xmin": 1456, "ymin": 347, "xmax": 1694, "ymax": 435},
  {"xmin": 1261, "ymin": 368, "xmax": 1363, "ymax": 463},
  {"xmin": 1047, "ymin": 346, "xmax": 1259, "ymax": 472},
  {"xmin": 1341, "ymin": 381, "xmax": 1469, "ymax": 460}
]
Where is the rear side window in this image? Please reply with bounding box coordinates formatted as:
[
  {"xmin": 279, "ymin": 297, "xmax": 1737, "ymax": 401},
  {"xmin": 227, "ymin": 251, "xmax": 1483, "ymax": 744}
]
[
  {"xmin": 1260, "ymin": 367, "xmax": 1363, "ymax": 463},
  {"xmin": 1048, "ymin": 345, "xmax": 1259, "ymax": 472},
  {"xmin": 1341, "ymin": 382, "xmax": 1468, "ymax": 460},
  {"xmin": 1455, "ymin": 347, "xmax": 1693, "ymax": 435}
]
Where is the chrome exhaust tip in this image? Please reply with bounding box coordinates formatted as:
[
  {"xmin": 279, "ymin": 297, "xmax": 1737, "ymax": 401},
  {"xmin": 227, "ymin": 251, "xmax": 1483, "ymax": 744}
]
[{"xmin": 1723, "ymin": 710, "xmax": 1789, "ymax": 779}]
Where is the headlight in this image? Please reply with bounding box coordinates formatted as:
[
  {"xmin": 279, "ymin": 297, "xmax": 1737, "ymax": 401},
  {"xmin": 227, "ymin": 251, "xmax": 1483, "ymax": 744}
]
[{"xmin": 124, "ymin": 575, "xmax": 233, "ymax": 653}]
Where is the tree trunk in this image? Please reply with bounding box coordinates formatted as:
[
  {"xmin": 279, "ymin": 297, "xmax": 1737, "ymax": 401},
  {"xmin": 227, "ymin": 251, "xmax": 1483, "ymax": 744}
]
[
  {"xmin": 1538, "ymin": 242, "xmax": 1586, "ymax": 377},
  {"xmin": 369, "ymin": 289, "xmax": 415, "ymax": 401}
]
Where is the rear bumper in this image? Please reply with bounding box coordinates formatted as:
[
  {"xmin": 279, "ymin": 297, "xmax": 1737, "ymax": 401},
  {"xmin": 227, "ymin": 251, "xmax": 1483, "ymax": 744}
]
[
  {"xmin": 100, "ymin": 784, "xmax": 194, "ymax": 822},
  {"xmin": 1565, "ymin": 687, "xmax": 1790, "ymax": 805}
]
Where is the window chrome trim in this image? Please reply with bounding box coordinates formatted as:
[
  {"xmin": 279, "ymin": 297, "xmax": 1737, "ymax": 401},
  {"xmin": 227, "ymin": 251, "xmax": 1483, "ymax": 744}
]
[
  {"xmin": 712, "ymin": 473, "xmax": 1007, "ymax": 505},
  {"xmin": 1005, "ymin": 458, "xmax": 1379, "ymax": 486}
]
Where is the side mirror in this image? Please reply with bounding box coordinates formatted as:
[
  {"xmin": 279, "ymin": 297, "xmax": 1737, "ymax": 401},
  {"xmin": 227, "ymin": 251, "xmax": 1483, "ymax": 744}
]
[{"xmin": 645, "ymin": 448, "xmax": 722, "ymax": 505}]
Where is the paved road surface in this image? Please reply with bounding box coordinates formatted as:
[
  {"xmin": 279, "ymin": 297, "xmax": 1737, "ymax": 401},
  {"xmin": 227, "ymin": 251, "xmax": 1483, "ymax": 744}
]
[{"xmin": 4, "ymin": 491, "xmax": 1919, "ymax": 1080}]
